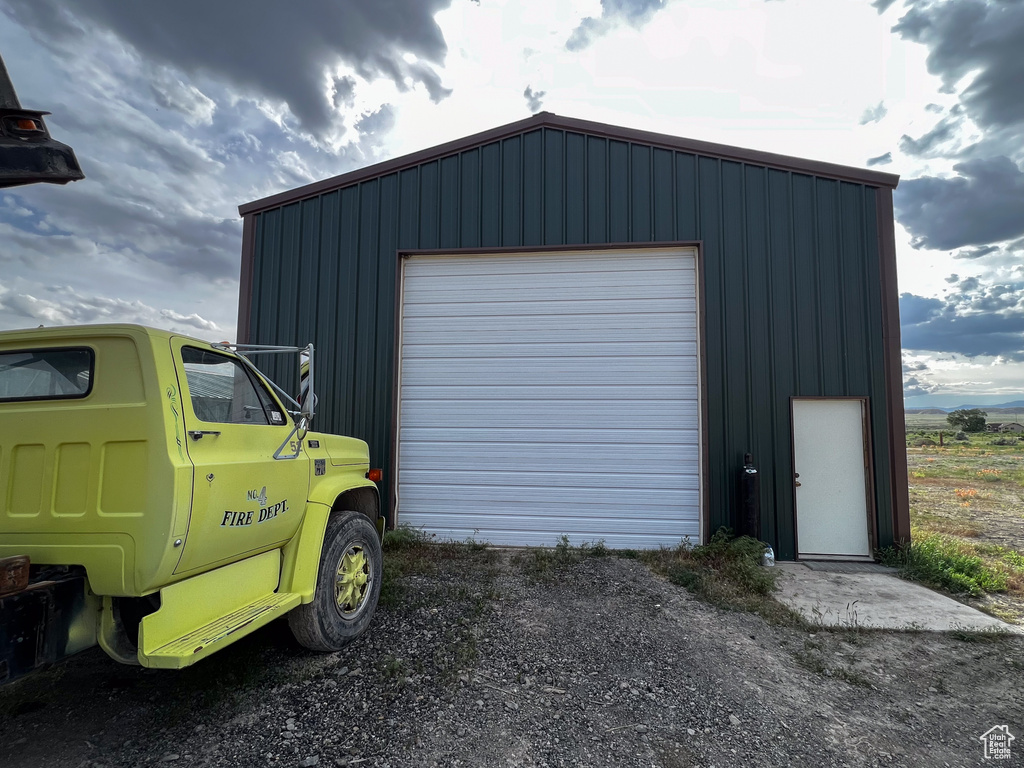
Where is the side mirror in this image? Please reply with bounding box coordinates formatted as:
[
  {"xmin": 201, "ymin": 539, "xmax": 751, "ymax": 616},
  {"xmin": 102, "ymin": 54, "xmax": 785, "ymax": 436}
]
[{"xmin": 299, "ymin": 343, "xmax": 315, "ymax": 422}]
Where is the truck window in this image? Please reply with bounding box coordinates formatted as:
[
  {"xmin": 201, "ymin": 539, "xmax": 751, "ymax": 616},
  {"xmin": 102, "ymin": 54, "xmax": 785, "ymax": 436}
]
[
  {"xmin": 0, "ymin": 347, "xmax": 93, "ymax": 401},
  {"xmin": 180, "ymin": 347, "xmax": 281, "ymax": 425}
]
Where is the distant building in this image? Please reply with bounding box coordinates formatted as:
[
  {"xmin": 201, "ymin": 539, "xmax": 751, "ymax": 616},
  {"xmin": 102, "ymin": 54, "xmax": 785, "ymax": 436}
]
[{"xmin": 1001, "ymin": 423, "xmax": 1024, "ymax": 433}]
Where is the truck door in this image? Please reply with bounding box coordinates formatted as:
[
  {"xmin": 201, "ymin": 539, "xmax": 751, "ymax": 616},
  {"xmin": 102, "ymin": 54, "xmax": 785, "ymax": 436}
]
[{"xmin": 170, "ymin": 339, "xmax": 309, "ymax": 575}]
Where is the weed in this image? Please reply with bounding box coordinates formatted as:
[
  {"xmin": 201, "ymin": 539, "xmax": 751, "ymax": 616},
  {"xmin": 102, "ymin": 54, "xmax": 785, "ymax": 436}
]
[
  {"xmin": 516, "ymin": 535, "xmax": 614, "ymax": 580},
  {"xmin": 878, "ymin": 534, "xmax": 1009, "ymax": 596},
  {"xmin": 380, "ymin": 526, "xmax": 499, "ymax": 607},
  {"xmin": 948, "ymin": 625, "xmax": 1011, "ymax": 643},
  {"xmin": 383, "ymin": 525, "xmax": 427, "ymax": 551},
  {"xmin": 644, "ymin": 528, "xmax": 802, "ymax": 626},
  {"xmin": 381, "ymin": 656, "xmax": 408, "ymax": 679},
  {"xmin": 792, "ymin": 650, "xmax": 871, "ymax": 687},
  {"xmin": 1003, "ymin": 549, "xmax": 1024, "ymax": 571}
]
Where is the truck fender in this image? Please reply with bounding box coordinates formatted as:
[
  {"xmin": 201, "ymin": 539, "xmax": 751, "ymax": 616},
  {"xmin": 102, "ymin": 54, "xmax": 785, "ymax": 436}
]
[{"xmin": 280, "ymin": 485, "xmax": 381, "ymax": 603}]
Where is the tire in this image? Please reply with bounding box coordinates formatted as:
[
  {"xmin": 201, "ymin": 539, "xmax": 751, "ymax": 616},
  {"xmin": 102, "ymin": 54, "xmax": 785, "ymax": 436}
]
[{"xmin": 288, "ymin": 510, "xmax": 382, "ymax": 652}]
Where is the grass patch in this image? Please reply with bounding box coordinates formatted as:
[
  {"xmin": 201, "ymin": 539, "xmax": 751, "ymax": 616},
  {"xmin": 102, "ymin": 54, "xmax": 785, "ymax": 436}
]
[
  {"xmin": 948, "ymin": 625, "xmax": 1013, "ymax": 643},
  {"xmin": 792, "ymin": 648, "xmax": 872, "ymax": 688},
  {"xmin": 380, "ymin": 526, "xmax": 499, "ymax": 607},
  {"xmin": 644, "ymin": 528, "xmax": 801, "ymax": 626},
  {"xmin": 514, "ymin": 535, "xmax": 615, "ymax": 580},
  {"xmin": 878, "ymin": 534, "xmax": 1008, "ymax": 597}
]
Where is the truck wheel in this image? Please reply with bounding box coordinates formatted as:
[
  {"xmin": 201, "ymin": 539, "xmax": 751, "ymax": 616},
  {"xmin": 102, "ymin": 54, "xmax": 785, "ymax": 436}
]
[{"xmin": 288, "ymin": 510, "xmax": 382, "ymax": 652}]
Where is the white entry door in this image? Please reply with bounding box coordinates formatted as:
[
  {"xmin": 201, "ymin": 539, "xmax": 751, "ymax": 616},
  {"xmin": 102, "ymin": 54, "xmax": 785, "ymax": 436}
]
[{"xmin": 792, "ymin": 398, "xmax": 872, "ymax": 559}]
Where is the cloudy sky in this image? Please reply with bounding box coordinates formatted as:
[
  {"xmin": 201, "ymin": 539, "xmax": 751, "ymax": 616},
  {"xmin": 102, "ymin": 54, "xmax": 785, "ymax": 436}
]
[{"xmin": 1, "ymin": 0, "xmax": 1022, "ymax": 408}]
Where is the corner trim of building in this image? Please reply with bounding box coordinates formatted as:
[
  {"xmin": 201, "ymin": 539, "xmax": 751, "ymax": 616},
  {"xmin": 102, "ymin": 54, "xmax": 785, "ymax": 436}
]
[
  {"xmin": 876, "ymin": 189, "xmax": 911, "ymax": 546},
  {"xmin": 236, "ymin": 214, "xmax": 256, "ymax": 344}
]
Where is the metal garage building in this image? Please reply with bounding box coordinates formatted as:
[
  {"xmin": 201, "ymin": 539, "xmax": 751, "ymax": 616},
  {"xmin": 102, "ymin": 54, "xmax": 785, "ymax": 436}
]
[{"xmin": 236, "ymin": 112, "xmax": 909, "ymax": 560}]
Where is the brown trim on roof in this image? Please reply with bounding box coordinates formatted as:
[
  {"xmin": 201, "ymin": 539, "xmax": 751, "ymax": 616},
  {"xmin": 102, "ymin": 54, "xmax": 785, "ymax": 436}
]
[
  {"xmin": 876, "ymin": 188, "xmax": 911, "ymax": 546},
  {"xmin": 236, "ymin": 214, "xmax": 256, "ymax": 343},
  {"xmin": 239, "ymin": 112, "xmax": 900, "ymax": 216}
]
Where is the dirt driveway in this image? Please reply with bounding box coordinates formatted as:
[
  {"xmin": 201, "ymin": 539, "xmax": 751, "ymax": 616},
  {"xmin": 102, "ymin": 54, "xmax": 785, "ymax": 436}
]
[{"xmin": 2, "ymin": 546, "xmax": 1022, "ymax": 767}]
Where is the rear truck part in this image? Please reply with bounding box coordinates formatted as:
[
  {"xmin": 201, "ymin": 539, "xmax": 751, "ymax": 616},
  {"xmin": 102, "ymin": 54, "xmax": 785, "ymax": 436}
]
[
  {"xmin": 0, "ymin": 324, "xmax": 384, "ymax": 684},
  {"xmin": 0, "ymin": 52, "xmax": 84, "ymax": 188}
]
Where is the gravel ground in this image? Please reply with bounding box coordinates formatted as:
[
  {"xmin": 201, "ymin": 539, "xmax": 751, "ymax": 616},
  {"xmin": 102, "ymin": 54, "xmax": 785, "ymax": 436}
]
[{"xmin": 1, "ymin": 545, "xmax": 1022, "ymax": 767}]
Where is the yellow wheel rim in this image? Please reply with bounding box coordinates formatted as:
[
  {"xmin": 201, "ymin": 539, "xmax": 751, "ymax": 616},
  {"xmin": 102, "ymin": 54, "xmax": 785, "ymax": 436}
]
[{"xmin": 335, "ymin": 544, "xmax": 370, "ymax": 617}]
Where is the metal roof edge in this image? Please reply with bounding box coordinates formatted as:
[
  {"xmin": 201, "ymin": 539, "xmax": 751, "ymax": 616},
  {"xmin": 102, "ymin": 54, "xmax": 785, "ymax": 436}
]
[{"xmin": 238, "ymin": 111, "xmax": 900, "ymax": 216}]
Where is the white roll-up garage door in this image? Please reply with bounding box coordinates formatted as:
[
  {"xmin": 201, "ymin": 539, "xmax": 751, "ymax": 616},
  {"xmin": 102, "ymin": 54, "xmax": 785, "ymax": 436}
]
[{"xmin": 395, "ymin": 247, "xmax": 701, "ymax": 548}]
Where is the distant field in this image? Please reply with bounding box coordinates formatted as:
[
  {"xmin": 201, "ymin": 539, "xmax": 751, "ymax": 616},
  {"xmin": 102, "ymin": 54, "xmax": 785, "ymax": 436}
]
[
  {"xmin": 906, "ymin": 439, "xmax": 1024, "ymax": 623},
  {"xmin": 905, "ymin": 412, "xmax": 1024, "ymax": 431},
  {"xmin": 904, "ymin": 413, "xmax": 954, "ymax": 429}
]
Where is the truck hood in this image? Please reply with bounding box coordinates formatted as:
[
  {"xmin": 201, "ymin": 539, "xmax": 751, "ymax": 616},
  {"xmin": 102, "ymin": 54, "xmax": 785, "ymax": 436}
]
[{"xmin": 313, "ymin": 432, "xmax": 369, "ymax": 467}]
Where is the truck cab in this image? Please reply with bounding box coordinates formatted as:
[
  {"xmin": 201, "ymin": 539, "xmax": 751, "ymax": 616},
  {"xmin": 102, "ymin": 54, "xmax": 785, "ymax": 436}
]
[{"xmin": 0, "ymin": 325, "xmax": 383, "ymax": 684}]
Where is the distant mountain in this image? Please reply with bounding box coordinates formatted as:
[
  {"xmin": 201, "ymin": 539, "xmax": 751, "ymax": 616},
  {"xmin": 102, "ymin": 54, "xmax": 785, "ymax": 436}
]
[
  {"xmin": 906, "ymin": 400, "xmax": 1024, "ymax": 414},
  {"xmin": 947, "ymin": 401, "xmax": 1024, "ymax": 412}
]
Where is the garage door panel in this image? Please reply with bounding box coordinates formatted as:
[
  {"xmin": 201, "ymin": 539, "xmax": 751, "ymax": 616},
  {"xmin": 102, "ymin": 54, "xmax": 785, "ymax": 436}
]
[
  {"xmin": 400, "ymin": 425, "xmax": 698, "ymax": 444},
  {"xmin": 400, "ymin": 356, "xmax": 698, "ymax": 385},
  {"xmin": 428, "ymin": 529, "xmax": 699, "ymax": 547},
  {"xmin": 397, "ymin": 248, "xmax": 701, "ymax": 548},
  {"xmin": 404, "ymin": 267, "xmax": 695, "ymax": 291},
  {"xmin": 402, "ymin": 340, "xmax": 696, "ymax": 359},
  {"xmin": 400, "ymin": 402, "xmax": 699, "ymax": 430},
  {"xmin": 401, "ymin": 514, "xmax": 701, "ymax": 538},
  {"xmin": 401, "ymin": 384, "xmax": 698, "ymax": 401},
  {"xmin": 403, "ymin": 297, "xmax": 696, "ymax": 318},
  {"xmin": 398, "ymin": 442, "xmax": 699, "ymax": 473},
  {"xmin": 403, "ymin": 314, "xmax": 697, "ymax": 344},
  {"xmin": 399, "ymin": 513, "xmax": 700, "ymax": 546},
  {"xmin": 399, "ymin": 469, "xmax": 699, "ymax": 491},
  {"xmin": 400, "ymin": 484, "xmax": 693, "ymax": 508},
  {"xmin": 403, "ymin": 279, "xmax": 695, "ymax": 304},
  {"xmin": 404, "ymin": 250, "xmax": 690, "ymax": 277}
]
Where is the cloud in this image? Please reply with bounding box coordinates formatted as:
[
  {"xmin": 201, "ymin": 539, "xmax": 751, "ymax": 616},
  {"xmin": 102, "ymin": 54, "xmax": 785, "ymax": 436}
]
[
  {"xmin": 954, "ymin": 245, "xmax": 999, "ymax": 261},
  {"xmin": 859, "ymin": 101, "xmax": 887, "ymax": 125},
  {"xmin": 2, "ymin": 0, "xmax": 454, "ymax": 134},
  {"xmin": 332, "ymin": 76, "xmax": 357, "ymax": 110},
  {"xmin": 903, "ymin": 374, "xmax": 938, "ymax": 398},
  {"xmin": 0, "ymin": 3, "xmax": 421, "ymax": 342},
  {"xmin": 872, "ymin": 0, "xmax": 900, "ymax": 13},
  {"xmin": 899, "ymin": 293, "xmax": 943, "ymax": 325},
  {"xmin": 894, "ymin": 156, "xmax": 1024, "ymax": 250},
  {"xmin": 149, "ymin": 68, "xmax": 217, "ymax": 126},
  {"xmin": 893, "ymin": 1, "xmax": 1024, "ymax": 134},
  {"xmin": 523, "ymin": 85, "xmax": 545, "ymax": 114},
  {"xmin": 866, "ymin": 152, "xmax": 892, "ymax": 167},
  {"xmin": 900, "ymin": 277, "xmax": 1024, "ymax": 360},
  {"xmin": 898, "ymin": 113, "xmax": 961, "ymax": 158},
  {"xmin": 566, "ymin": 0, "xmax": 666, "ymax": 51},
  {"xmin": 354, "ymin": 104, "xmax": 396, "ymax": 140},
  {"xmin": 0, "ymin": 284, "xmax": 220, "ymax": 335}
]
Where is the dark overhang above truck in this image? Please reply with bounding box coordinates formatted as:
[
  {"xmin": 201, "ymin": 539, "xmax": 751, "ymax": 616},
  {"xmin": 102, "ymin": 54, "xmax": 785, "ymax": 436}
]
[{"xmin": 0, "ymin": 53, "xmax": 84, "ymax": 189}]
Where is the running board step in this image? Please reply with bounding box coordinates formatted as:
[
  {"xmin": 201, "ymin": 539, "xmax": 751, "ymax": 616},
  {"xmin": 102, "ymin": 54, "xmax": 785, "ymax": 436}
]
[
  {"xmin": 140, "ymin": 591, "xmax": 299, "ymax": 668},
  {"xmin": 137, "ymin": 549, "xmax": 300, "ymax": 669}
]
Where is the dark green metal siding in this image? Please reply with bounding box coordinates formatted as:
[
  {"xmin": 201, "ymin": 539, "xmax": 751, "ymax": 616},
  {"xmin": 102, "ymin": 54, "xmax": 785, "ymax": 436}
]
[{"xmin": 246, "ymin": 127, "xmax": 893, "ymax": 559}]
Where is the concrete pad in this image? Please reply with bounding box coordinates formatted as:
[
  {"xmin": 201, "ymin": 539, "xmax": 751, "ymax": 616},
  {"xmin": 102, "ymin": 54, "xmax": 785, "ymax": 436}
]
[{"xmin": 774, "ymin": 562, "xmax": 1023, "ymax": 633}]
